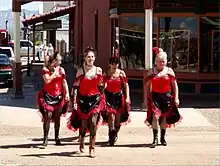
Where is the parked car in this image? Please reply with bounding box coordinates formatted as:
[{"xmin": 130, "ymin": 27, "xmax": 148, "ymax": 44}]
[
  {"xmin": 0, "ymin": 54, "xmax": 13, "ymax": 86},
  {"xmin": 0, "ymin": 47, "xmax": 15, "ymax": 62},
  {"xmin": 9, "ymin": 40, "xmax": 39, "ymax": 57}
]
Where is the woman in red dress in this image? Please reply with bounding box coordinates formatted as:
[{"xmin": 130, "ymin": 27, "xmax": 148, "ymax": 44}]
[
  {"xmin": 37, "ymin": 51, "xmax": 70, "ymax": 147},
  {"xmin": 144, "ymin": 47, "xmax": 182, "ymax": 148},
  {"xmin": 101, "ymin": 56, "xmax": 131, "ymax": 146},
  {"xmin": 67, "ymin": 46, "xmax": 104, "ymax": 158}
]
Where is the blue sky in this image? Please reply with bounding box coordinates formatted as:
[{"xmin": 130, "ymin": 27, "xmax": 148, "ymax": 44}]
[{"xmin": 0, "ymin": 0, "xmax": 42, "ymax": 10}]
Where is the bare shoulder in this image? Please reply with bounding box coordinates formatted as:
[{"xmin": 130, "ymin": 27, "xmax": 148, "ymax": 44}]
[
  {"xmin": 167, "ymin": 67, "xmax": 175, "ymax": 76},
  {"xmin": 119, "ymin": 69, "xmax": 126, "ymax": 77},
  {"xmin": 42, "ymin": 67, "xmax": 49, "ymax": 72},
  {"xmin": 146, "ymin": 68, "xmax": 153, "ymax": 77},
  {"xmin": 96, "ymin": 66, "xmax": 102, "ymax": 74},
  {"xmin": 59, "ymin": 67, "xmax": 65, "ymax": 73},
  {"xmin": 76, "ymin": 67, "xmax": 83, "ymax": 77},
  {"xmin": 103, "ymin": 71, "xmax": 107, "ymax": 76}
]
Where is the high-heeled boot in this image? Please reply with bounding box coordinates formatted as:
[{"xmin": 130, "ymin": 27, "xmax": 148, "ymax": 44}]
[
  {"xmin": 55, "ymin": 128, "xmax": 61, "ymax": 145},
  {"xmin": 42, "ymin": 121, "xmax": 50, "ymax": 147},
  {"xmin": 42, "ymin": 131, "xmax": 48, "ymax": 147},
  {"xmin": 108, "ymin": 130, "xmax": 116, "ymax": 146},
  {"xmin": 160, "ymin": 129, "xmax": 167, "ymax": 146},
  {"xmin": 150, "ymin": 129, "xmax": 158, "ymax": 148},
  {"xmin": 115, "ymin": 126, "xmax": 121, "ymax": 143},
  {"xmin": 89, "ymin": 136, "xmax": 96, "ymax": 158},
  {"xmin": 79, "ymin": 135, "xmax": 85, "ymax": 153}
]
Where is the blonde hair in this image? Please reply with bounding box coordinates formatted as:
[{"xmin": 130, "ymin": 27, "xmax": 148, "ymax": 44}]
[
  {"xmin": 155, "ymin": 49, "xmax": 167, "ymax": 65},
  {"xmin": 44, "ymin": 55, "xmax": 50, "ymax": 67}
]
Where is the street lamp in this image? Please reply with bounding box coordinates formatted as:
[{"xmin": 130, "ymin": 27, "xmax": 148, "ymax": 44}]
[{"xmin": 27, "ymin": 31, "xmax": 31, "ymax": 76}]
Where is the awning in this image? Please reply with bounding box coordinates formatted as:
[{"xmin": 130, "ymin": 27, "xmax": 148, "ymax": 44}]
[
  {"xmin": 21, "ymin": 0, "xmax": 33, "ymax": 5},
  {"xmin": 22, "ymin": 4, "xmax": 75, "ymax": 25}
]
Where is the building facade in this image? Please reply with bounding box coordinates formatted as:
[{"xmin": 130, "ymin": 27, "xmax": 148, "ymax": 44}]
[
  {"xmin": 105, "ymin": 0, "xmax": 219, "ymax": 94},
  {"xmin": 22, "ymin": 0, "xmax": 219, "ymax": 94}
]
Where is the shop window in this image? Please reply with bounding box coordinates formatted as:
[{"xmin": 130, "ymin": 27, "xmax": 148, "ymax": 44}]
[
  {"xmin": 200, "ymin": 17, "xmax": 220, "ymax": 73},
  {"xmin": 159, "ymin": 17, "xmax": 198, "ymax": 73},
  {"xmin": 119, "ymin": 16, "xmax": 157, "ymax": 70}
]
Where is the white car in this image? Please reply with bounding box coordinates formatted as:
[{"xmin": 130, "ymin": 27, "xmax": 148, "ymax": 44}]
[
  {"xmin": 10, "ymin": 40, "xmax": 39, "ymax": 57},
  {"xmin": 0, "ymin": 47, "xmax": 15, "ymax": 62}
]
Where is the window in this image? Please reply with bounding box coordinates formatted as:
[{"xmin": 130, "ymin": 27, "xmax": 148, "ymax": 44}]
[
  {"xmin": 200, "ymin": 17, "xmax": 220, "ymax": 73},
  {"xmin": 20, "ymin": 41, "xmax": 32, "ymax": 48},
  {"xmin": 159, "ymin": 17, "xmax": 198, "ymax": 73},
  {"xmin": 0, "ymin": 49, "xmax": 12, "ymax": 57},
  {"xmin": 119, "ymin": 16, "xmax": 157, "ymax": 70},
  {"xmin": 0, "ymin": 54, "xmax": 10, "ymax": 64}
]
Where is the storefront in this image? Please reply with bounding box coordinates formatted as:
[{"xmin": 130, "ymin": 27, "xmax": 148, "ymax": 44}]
[{"xmin": 109, "ymin": 0, "xmax": 219, "ymax": 94}]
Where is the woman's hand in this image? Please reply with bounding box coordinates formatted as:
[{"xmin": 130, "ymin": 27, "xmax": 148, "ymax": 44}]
[
  {"xmin": 73, "ymin": 102, "xmax": 77, "ymax": 110},
  {"xmin": 125, "ymin": 97, "xmax": 130, "ymax": 104},
  {"xmin": 174, "ymin": 98, "xmax": 180, "ymax": 106},
  {"xmin": 54, "ymin": 67, "xmax": 60, "ymax": 77},
  {"xmin": 65, "ymin": 93, "xmax": 70, "ymax": 101}
]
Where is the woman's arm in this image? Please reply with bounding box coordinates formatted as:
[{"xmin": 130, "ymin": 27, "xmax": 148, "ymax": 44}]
[
  {"xmin": 42, "ymin": 67, "xmax": 59, "ymax": 84},
  {"xmin": 120, "ymin": 70, "xmax": 130, "ymax": 103},
  {"xmin": 145, "ymin": 80, "xmax": 151, "ymax": 98},
  {"xmin": 71, "ymin": 68, "xmax": 83, "ymax": 104},
  {"xmin": 169, "ymin": 68, "xmax": 179, "ymax": 103},
  {"xmin": 145, "ymin": 69, "xmax": 153, "ymax": 99},
  {"xmin": 60, "ymin": 67, "xmax": 69, "ymax": 97}
]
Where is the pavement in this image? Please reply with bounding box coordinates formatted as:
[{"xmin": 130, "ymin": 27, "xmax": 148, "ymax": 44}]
[
  {"xmin": 0, "ymin": 104, "xmax": 219, "ymax": 165},
  {"xmin": 0, "ymin": 63, "xmax": 219, "ymax": 165}
]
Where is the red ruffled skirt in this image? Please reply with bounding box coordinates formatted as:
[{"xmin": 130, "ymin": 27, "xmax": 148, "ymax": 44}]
[
  {"xmin": 144, "ymin": 91, "xmax": 182, "ymax": 128},
  {"xmin": 101, "ymin": 90, "xmax": 131, "ymax": 126},
  {"xmin": 67, "ymin": 93, "xmax": 105, "ymax": 132},
  {"xmin": 37, "ymin": 90, "xmax": 70, "ymax": 122}
]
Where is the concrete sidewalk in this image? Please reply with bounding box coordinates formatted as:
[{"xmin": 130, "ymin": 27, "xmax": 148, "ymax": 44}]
[
  {"xmin": 0, "ymin": 104, "xmax": 219, "ymax": 166},
  {"xmin": 0, "ymin": 105, "xmax": 214, "ymax": 128}
]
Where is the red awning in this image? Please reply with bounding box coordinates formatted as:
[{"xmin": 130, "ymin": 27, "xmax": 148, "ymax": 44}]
[{"xmin": 22, "ymin": 4, "xmax": 75, "ymax": 25}]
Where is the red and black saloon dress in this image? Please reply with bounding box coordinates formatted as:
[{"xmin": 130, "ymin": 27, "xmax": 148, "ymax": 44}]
[
  {"xmin": 37, "ymin": 67, "xmax": 70, "ymax": 122},
  {"xmin": 67, "ymin": 67, "xmax": 105, "ymax": 131},
  {"xmin": 145, "ymin": 68, "xmax": 182, "ymax": 128},
  {"xmin": 101, "ymin": 71, "xmax": 131, "ymax": 125}
]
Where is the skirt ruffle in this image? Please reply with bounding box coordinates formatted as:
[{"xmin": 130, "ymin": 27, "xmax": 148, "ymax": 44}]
[
  {"xmin": 37, "ymin": 90, "xmax": 70, "ymax": 123},
  {"xmin": 144, "ymin": 93, "xmax": 182, "ymax": 128},
  {"xmin": 101, "ymin": 101, "xmax": 131, "ymax": 126},
  {"xmin": 66, "ymin": 93, "xmax": 105, "ymax": 132}
]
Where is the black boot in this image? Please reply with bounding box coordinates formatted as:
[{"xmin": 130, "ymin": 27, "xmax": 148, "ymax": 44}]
[
  {"xmin": 108, "ymin": 130, "xmax": 116, "ymax": 146},
  {"xmin": 55, "ymin": 129, "xmax": 61, "ymax": 145},
  {"xmin": 42, "ymin": 132, "xmax": 48, "ymax": 147},
  {"xmin": 115, "ymin": 126, "xmax": 120, "ymax": 143},
  {"xmin": 42, "ymin": 120, "xmax": 49, "ymax": 147},
  {"xmin": 160, "ymin": 129, "xmax": 167, "ymax": 146},
  {"xmin": 150, "ymin": 129, "xmax": 158, "ymax": 148}
]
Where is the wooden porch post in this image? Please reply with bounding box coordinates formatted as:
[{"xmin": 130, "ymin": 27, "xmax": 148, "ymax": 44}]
[{"xmin": 142, "ymin": 0, "xmax": 154, "ymax": 110}]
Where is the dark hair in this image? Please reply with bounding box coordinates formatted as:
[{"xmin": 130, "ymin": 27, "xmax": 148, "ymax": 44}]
[
  {"xmin": 84, "ymin": 46, "xmax": 96, "ymax": 57},
  {"xmin": 109, "ymin": 56, "xmax": 120, "ymax": 65}
]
